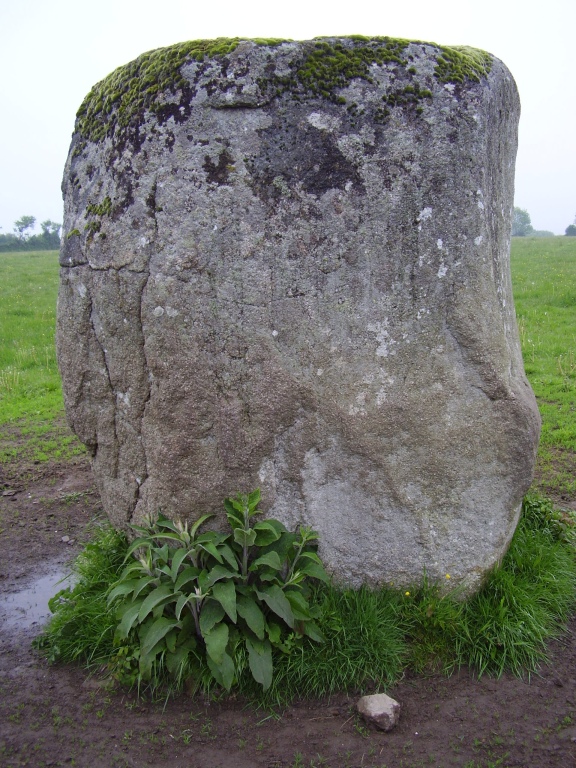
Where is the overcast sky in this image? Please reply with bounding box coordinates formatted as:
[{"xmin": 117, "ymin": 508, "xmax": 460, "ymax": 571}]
[{"xmin": 1, "ymin": 0, "xmax": 574, "ymax": 236}]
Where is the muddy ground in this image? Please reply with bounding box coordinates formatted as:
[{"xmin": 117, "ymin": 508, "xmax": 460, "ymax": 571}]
[{"xmin": 1, "ymin": 452, "xmax": 576, "ymax": 768}]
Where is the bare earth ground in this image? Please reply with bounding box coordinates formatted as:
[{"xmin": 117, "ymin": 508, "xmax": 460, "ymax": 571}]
[{"xmin": 2, "ymin": 450, "xmax": 576, "ymax": 767}]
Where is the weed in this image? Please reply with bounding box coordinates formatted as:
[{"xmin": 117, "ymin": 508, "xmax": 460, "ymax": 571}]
[
  {"xmin": 36, "ymin": 491, "xmax": 576, "ymax": 706},
  {"xmin": 107, "ymin": 489, "xmax": 327, "ymax": 694}
]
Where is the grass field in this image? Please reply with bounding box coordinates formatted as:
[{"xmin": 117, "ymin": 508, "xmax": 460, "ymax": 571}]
[
  {"xmin": 511, "ymin": 236, "xmax": 576, "ymax": 498},
  {"xmin": 0, "ymin": 250, "xmax": 82, "ymax": 463},
  {"xmin": 0, "ymin": 240, "xmax": 575, "ymax": 494}
]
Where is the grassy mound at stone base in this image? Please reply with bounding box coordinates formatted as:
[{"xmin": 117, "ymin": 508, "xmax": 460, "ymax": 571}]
[{"xmin": 35, "ymin": 493, "xmax": 576, "ymax": 704}]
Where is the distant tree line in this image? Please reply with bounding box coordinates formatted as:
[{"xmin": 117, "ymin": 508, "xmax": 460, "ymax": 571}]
[
  {"xmin": 511, "ymin": 208, "xmax": 555, "ymax": 238},
  {"xmin": 511, "ymin": 207, "xmax": 576, "ymax": 238},
  {"xmin": 0, "ymin": 215, "xmax": 62, "ymax": 252}
]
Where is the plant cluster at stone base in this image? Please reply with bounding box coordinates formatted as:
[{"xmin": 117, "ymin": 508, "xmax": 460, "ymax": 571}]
[
  {"xmin": 107, "ymin": 489, "xmax": 327, "ymax": 692},
  {"xmin": 35, "ymin": 493, "xmax": 576, "ymax": 704}
]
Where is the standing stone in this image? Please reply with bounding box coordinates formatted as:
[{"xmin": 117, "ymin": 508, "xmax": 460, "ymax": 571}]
[{"xmin": 56, "ymin": 37, "xmax": 540, "ymax": 593}]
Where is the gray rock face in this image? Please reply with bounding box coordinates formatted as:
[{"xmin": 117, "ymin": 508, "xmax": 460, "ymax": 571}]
[
  {"xmin": 357, "ymin": 693, "xmax": 401, "ymax": 731},
  {"xmin": 56, "ymin": 38, "xmax": 540, "ymax": 592}
]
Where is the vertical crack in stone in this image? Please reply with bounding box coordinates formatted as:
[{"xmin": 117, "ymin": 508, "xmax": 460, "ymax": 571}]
[
  {"xmin": 133, "ymin": 268, "xmax": 152, "ymax": 518},
  {"xmin": 87, "ymin": 287, "xmax": 119, "ymax": 478}
]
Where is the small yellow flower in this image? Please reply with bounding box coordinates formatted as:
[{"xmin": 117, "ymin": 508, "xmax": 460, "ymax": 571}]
[
  {"xmin": 445, "ymin": 573, "xmax": 451, "ymax": 579},
  {"xmin": 405, "ymin": 591, "xmax": 410, "ymax": 596}
]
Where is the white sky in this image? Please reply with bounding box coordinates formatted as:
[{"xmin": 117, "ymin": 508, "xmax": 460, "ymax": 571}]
[{"xmin": 1, "ymin": 0, "xmax": 574, "ymax": 236}]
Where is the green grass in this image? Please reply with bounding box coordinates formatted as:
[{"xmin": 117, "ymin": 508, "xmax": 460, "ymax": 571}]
[
  {"xmin": 511, "ymin": 236, "xmax": 576, "ymax": 496},
  {"xmin": 32, "ymin": 522, "xmax": 127, "ymax": 665},
  {"xmin": 34, "ymin": 494, "xmax": 576, "ymax": 702},
  {"xmin": 0, "ymin": 250, "xmax": 85, "ymax": 462}
]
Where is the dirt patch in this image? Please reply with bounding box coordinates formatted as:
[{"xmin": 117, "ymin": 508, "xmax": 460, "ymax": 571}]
[
  {"xmin": 533, "ymin": 446, "xmax": 576, "ymax": 510},
  {"xmin": 1, "ymin": 453, "xmax": 576, "ymax": 767}
]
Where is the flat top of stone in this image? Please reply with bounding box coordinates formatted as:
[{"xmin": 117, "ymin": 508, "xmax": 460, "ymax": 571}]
[{"xmin": 75, "ymin": 36, "xmax": 493, "ymax": 144}]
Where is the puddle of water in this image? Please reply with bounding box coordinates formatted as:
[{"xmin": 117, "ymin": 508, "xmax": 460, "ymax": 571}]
[{"xmin": 0, "ymin": 567, "xmax": 72, "ymax": 631}]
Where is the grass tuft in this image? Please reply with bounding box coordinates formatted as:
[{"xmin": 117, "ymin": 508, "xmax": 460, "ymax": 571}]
[
  {"xmin": 33, "ymin": 522, "xmax": 127, "ymax": 665},
  {"xmin": 35, "ymin": 494, "xmax": 576, "ymax": 702}
]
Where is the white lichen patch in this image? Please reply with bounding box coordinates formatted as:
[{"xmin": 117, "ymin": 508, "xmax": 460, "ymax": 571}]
[
  {"xmin": 417, "ymin": 207, "xmax": 433, "ymax": 223},
  {"xmin": 437, "ymin": 263, "xmax": 448, "ymax": 278},
  {"xmin": 367, "ymin": 321, "xmax": 395, "ymax": 358},
  {"xmin": 474, "ymin": 235, "xmax": 483, "ymax": 246},
  {"xmin": 152, "ymin": 306, "xmax": 164, "ymax": 317},
  {"xmin": 307, "ymin": 112, "xmax": 341, "ymax": 132}
]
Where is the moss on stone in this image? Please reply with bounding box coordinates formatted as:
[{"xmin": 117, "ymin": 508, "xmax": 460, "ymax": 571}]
[
  {"xmin": 435, "ymin": 45, "xmax": 492, "ymax": 84},
  {"xmin": 75, "ymin": 37, "xmax": 492, "ymax": 145},
  {"xmin": 86, "ymin": 196, "xmax": 112, "ymax": 218},
  {"xmin": 263, "ymin": 38, "xmax": 410, "ymax": 104},
  {"xmin": 76, "ymin": 39, "xmax": 285, "ymax": 143}
]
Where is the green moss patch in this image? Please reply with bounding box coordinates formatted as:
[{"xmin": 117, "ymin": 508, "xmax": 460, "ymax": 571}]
[
  {"xmin": 435, "ymin": 45, "xmax": 492, "ymax": 84},
  {"xmin": 76, "ymin": 38, "xmax": 288, "ymax": 144},
  {"xmin": 75, "ymin": 37, "xmax": 493, "ymax": 146}
]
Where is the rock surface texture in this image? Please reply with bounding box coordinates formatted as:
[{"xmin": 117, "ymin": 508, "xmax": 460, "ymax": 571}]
[
  {"xmin": 357, "ymin": 693, "xmax": 401, "ymax": 731},
  {"xmin": 57, "ymin": 37, "xmax": 540, "ymax": 592}
]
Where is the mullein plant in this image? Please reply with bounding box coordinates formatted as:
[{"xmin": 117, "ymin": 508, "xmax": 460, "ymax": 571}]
[{"xmin": 107, "ymin": 489, "xmax": 328, "ymax": 691}]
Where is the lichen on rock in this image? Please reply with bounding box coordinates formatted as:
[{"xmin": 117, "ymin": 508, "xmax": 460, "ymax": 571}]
[{"xmin": 57, "ymin": 37, "xmax": 539, "ymax": 594}]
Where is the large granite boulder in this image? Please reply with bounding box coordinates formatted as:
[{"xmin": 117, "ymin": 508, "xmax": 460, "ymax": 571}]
[{"xmin": 56, "ymin": 37, "xmax": 540, "ymax": 592}]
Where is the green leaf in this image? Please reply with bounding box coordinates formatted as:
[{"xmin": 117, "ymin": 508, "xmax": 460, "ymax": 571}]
[
  {"xmin": 266, "ymin": 620, "xmax": 282, "ymax": 645},
  {"xmin": 233, "ymin": 528, "xmax": 257, "ymax": 548},
  {"xmin": 285, "ymin": 590, "xmax": 311, "ymax": 619},
  {"xmin": 132, "ymin": 576, "xmax": 157, "ymax": 599},
  {"xmin": 138, "ymin": 585, "xmax": 175, "ymax": 622},
  {"xmin": 175, "ymin": 593, "xmax": 190, "ymax": 620},
  {"xmin": 217, "ymin": 543, "xmax": 239, "ymax": 570},
  {"xmin": 116, "ymin": 600, "xmax": 144, "ymax": 639},
  {"xmin": 170, "ymin": 547, "xmax": 190, "ymax": 581},
  {"xmin": 224, "ymin": 498, "xmax": 243, "ymax": 529},
  {"xmin": 198, "ymin": 539, "xmax": 224, "ymax": 563},
  {"xmin": 165, "ymin": 642, "xmax": 195, "ymax": 676},
  {"xmin": 124, "ymin": 537, "xmax": 153, "ymax": 559},
  {"xmin": 253, "ymin": 521, "xmax": 284, "ymax": 546},
  {"xmin": 261, "ymin": 531, "xmax": 298, "ymax": 561},
  {"xmin": 151, "ymin": 533, "xmax": 182, "ymax": 545},
  {"xmin": 156, "ymin": 563, "xmax": 172, "ymax": 578},
  {"xmin": 199, "ymin": 599, "xmax": 225, "ymax": 634},
  {"xmin": 155, "ymin": 515, "xmax": 180, "ymax": 532},
  {"xmin": 245, "ymin": 636, "xmax": 273, "ymax": 690},
  {"xmin": 303, "ymin": 620, "xmax": 325, "ymax": 643},
  {"xmin": 174, "ymin": 565, "xmax": 200, "ymax": 592},
  {"xmin": 203, "ymin": 622, "xmax": 229, "ymax": 664},
  {"xmin": 107, "ymin": 579, "xmax": 139, "ymax": 604},
  {"xmin": 212, "ymin": 580, "xmax": 237, "ymax": 622},
  {"xmin": 206, "ymin": 650, "xmax": 235, "ymax": 690},
  {"xmin": 204, "ymin": 564, "xmax": 236, "ymax": 588},
  {"xmin": 165, "ymin": 628, "xmax": 178, "ymax": 653},
  {"xmin": 236, "ymin": 594, "xmax": 266, "ymax": 639},
  {"xmin": 249, "ymin": 551, "xmax": 283, "ymax": 572},
  {"xmin": 297, "ymin": 558, "xmax": 330, "ymax": 582},
  {"xmin": 156, "ymin": 544, "xmax": 170, "ymax": 563},
  {"xmin": 190, "ymin": 513, "xmax": 214, "ymax": 538},
  {"xmin": 256, "ymin": 585, "xmax": 295, "ymax": 628},
  {"xmin": 231, "ymin": 497, "xmax": 247, "ymax": 513},
  {"xmin": 141, "ymin": 616, "xmax": 179, "ymax": 657},
  {"xmin": 248, "ymin": 488, "xmax": 261, "ymax": 509}
]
